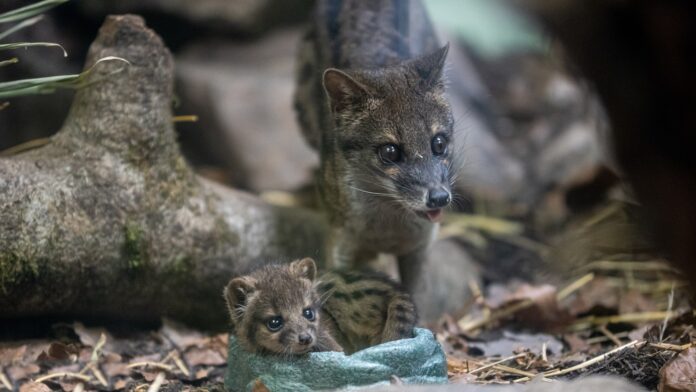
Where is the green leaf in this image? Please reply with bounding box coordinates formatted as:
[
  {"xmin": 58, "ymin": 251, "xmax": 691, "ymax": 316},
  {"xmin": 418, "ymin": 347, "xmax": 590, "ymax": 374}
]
[
  {"xmin": 0, "ymin": 56, "xmax": 130, "ymax": 99},
  {"xmin": 0, "ymin": 0, "xmax": 69, "ymax": 24},
  {"xmin": 0, "ymin": 15, "xmax": 43, "ymax": 41},
  {"xmin": 0, "ymin": 42, "xmax": 67, "ymax": 57}
]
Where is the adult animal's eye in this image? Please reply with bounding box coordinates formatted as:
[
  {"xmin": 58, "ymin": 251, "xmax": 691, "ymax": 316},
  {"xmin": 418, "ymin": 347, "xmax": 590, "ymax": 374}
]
[
  {"xmin": 431, "ymin": 134, "xmax": 448, "ymax": 156},
  {"xmin": 266, "ymin": 316, "xmax": 284, "ymax": 332},
  {"xmin": 303, "ymin": 308, "xmax": 316, "ymax": 321},
  {"xmin": 378, "ymin": 144, "xmax": 401, "ymax": 164}
]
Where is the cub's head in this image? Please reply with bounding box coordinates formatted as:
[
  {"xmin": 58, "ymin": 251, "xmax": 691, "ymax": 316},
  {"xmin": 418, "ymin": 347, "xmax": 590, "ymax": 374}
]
[
  {"xmin": 323, "ymin": 44, "xmax": 454, "ymax": 222},
  {"xmin": 224, "ymin": 258, "xmax": 320, "ymax": 355}
]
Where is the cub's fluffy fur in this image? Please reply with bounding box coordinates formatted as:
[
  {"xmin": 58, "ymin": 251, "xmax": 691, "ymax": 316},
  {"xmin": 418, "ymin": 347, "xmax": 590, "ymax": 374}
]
[{"xmin": 224, "ymin": 258, "xmax": 416, "ymax": 355}]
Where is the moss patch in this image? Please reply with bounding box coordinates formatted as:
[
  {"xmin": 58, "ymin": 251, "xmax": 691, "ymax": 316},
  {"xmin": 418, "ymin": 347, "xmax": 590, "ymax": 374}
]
[
  {"xmin": 0, "ymin": 252, "xmax": 40, "ymax": 294},
  {"xmin": 124, "ymin": 222, "xmax": 149, "ymax": 272}
]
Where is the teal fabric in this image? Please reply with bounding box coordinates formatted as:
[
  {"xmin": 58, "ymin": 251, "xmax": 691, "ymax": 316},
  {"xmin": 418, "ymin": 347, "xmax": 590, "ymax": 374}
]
[{"xmin": 225, "ymin": 328, "xmax": 448, "ymax": 391}]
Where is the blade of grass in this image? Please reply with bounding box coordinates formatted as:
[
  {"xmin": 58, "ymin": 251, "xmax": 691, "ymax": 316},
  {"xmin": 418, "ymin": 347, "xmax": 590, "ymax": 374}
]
[
  {"xmin": 0, "ymin": 57, "xmax": 19, "ymax": 67},
  {"xmin": 0, "ymin": 0, "xmax": 69, "ymax": 24},
  {"xmin": 0, "ymin": 15, "xmax": 43, "ymax": 41},
  {"xmin": 0, "ymin": 56, "xmax": 129, "ymax": 98},
  {"xmin": 0, "ymin": 42, "xmax": 67, "ymax": 57}
]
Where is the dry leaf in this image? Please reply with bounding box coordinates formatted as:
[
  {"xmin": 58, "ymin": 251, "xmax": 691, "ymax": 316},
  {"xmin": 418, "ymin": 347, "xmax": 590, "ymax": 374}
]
[
  {"xmin": 562, "ymin": 333, "xmax": 589, "ymax": 353},
  {"xmin": 566, "ymin": 277, "xmax": 619, "ymax": 316},
  {"xmin": 184, "ymin": 347, "xmax": 226, "ymax": 367},
  {"xmin": 659, "ymin": 347, "xmax": 696, "ymax": 392},
  {"xmin": 72, "ymin": 323, "xmax": 113, "ymax": 352},
  {"xmin": 618, "ymin": 290, "xmax": 657, "ymax": 315},
  {"xmin": 505, "ymin": 284, "xmax": 573, "ymax": 330},
  {"xmin": 6, "ymin": 364, "xmax": 41, "ymax": 381},
  {"xmin": 251, "ymin": 378, "xmax": 270, "ymax": 392},
  {"xmin": 19, "ymin": 382, "xmax": 51, "ymax": 392},
  {"xmin": 37, "ymin": 343, "xmax": 78, "ymax": 362},
  {"xmin": 160, "ymin": 319, "xmax": 206, "ymax": 349},
  {"xmin": 0, "ymin": 345, "xmax": 27, "ymax": 366},
  {"xmin": 103, "ymin": 362, "xmax": 130, "ymax": 378},
  {"xmin": 56, "ymin": 380, "xmax": 81, "ymax": 392},
  {"xmin": 194, "ymin": 368, "xmax": 211, "ymax": 380},
  {"xmin": 113, "ymin": 379, "xmax": 128, "ymax": 390}
]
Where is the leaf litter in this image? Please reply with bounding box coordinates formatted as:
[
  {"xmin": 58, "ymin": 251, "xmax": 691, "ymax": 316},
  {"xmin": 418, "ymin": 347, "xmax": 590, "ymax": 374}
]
[{"xmin": 0, "ymin": 319, "xmax": 229, "ymax": 392}]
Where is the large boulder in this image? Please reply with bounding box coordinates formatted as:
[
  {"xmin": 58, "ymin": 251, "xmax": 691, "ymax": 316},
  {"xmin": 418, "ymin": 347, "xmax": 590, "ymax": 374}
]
[{"xmin": 175, "ymin": 28, "xmax": 318, "ymax": 192}]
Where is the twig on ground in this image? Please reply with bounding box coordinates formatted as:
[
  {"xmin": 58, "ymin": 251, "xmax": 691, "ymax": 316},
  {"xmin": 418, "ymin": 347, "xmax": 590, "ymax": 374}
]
[
  {"xmin": 468, "ymin": 353, "xmax": 527, "ymax": 375},
  {"xmin": 34, "ymin": 372, "xmax": 91, "ymax": 384},
  {"xmin": 648, "ymin": 342, "xmax": 693, "ymax": 352},
  {"xmin": 458, "ymin": 298, "xmax": 534, "ymax": 332},
  {"xmin": 126, "ymin": 362, "xmax": 174, "ymax": 372},
  {"xmin": 598, "ymin": 324, "xmax": 623, "ymax": 347},
  {"xmin": 557, "ymin": 273, "xmax": 594, "ymax": 301},
  {"xmin": 541, "ymin": 342, "xmax": 548, "ymax": 363},
  {"xmin": 513, "ymin": 340, "xmax": 645, "ymax": 383},
  {"xmin": 492, "ymin": 364, "xmax": 537, "ymax": 378},
  {"xmin": 586, "ymin": 331, "xmax": 631, "ymax": 345},
  {"xmin": 659, "ymin": 283, "xmax": 676, "ymax": 341},
  {"xmin": 0, "ymin": 369, "xmax": 12, "ymax": 390},
  {"xmin": 570, "ymin": 311, "xmax": 677, "ymax": 331},
  {"xmin": 146, "ymin": 372, "xmax": 165, "ymax": 392},
  {"xmin": 584, "ymin": 260, "xmax": 677, "ymax": 273},
  {"xmin": 169, "ymin": 351, "xmax": 190, "ymax": 377}
]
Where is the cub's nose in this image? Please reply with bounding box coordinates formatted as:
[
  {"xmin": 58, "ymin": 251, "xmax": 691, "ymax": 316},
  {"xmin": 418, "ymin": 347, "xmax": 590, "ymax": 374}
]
[
  {"xmin": 426, "ymin": 188, "xmax": 451, "ymax": 209},
  {"xmin": 298, "ymin": 333, "xmax": 313, "ymax": 345}
]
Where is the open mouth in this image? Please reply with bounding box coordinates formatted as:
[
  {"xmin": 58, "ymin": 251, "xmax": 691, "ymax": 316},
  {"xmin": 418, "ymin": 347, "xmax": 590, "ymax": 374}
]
[{"xmin": 417, "ymin": 209, "xmax": 444, "ymax": 223}]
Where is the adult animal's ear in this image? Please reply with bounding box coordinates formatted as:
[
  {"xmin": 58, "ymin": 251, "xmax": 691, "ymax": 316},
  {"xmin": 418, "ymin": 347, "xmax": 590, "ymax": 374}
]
[
  {"xmin": 224, "ymin": 276, "xmax": 257, "ymax": 319},
  {"xmin": 410, "ymin": 43, "xmax": 449, "ymax": 90},
  {"xmin": 323, "ymin": 68, "xmax": 371, "ymax": 113},
  {"xmin": 290, "ymin": 257, "xmax": 317, "ymax": 282}
]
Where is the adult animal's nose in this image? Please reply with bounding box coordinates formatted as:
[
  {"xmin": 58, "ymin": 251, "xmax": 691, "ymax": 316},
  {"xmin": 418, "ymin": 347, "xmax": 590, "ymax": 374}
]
[{"xmin": 426, "ymin": 187, "xmax": 451, "ymax": 209}]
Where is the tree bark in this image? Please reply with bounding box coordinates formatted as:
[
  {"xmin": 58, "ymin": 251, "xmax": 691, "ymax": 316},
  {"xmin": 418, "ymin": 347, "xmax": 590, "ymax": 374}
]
[{"xmin": 0, "ymin": 15, "xmax": 327, "ymax": 329}]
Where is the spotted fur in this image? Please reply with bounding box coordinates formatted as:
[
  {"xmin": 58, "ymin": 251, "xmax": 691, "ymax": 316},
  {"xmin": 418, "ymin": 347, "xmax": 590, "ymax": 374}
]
[
  {"xmin": 223, "ymin": 258, "xmax": 417, "ymax": 355},
  {"xmin": 293, "ymin": 0, "xmax": 455, "ymax": 292},
  {"xmin": 317, "ymin": 269, "xmax": 417, "ymax": 353}
]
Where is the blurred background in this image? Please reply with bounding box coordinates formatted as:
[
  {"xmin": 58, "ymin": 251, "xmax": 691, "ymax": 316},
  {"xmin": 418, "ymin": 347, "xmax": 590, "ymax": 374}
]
[
  {"xmin": 0, "ymin": 0, "xmax": 666, "ymax": 316},
  {"xmin": 0, "ymin": 0, "xmax": 638, "ymax": 312},
  {"xmin": 3, "ymin": 2, "xmax": 693, "ymax": 390}
]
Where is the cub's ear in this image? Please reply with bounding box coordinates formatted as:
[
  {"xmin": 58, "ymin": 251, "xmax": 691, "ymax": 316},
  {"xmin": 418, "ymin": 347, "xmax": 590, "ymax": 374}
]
[
  {"xmin": 323, "ymin": 68, "xmax": 370, "ymax": 113},
  {"xmin": 289, "ymin": 257, "xmax": 317, "ymax": 281},
  {"xmin": 411, "ymin": 43, "xmax": 449, "ymax": 90},
  {"xmin": 224, "ymin": 276, "xmax": 257, "ymax": 318}
]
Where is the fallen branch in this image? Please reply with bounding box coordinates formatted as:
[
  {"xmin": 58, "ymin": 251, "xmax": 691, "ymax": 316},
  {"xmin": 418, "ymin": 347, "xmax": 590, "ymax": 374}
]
[{"xmin": 0, "ymin": 15, "xmax": 327, "ymax": 329}]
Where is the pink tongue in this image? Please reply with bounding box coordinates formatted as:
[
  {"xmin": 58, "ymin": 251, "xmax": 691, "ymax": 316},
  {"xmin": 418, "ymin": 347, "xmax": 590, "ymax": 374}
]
[{"xmin": 426, "ymin": 209, "xmax": 443, "ymax": 222}]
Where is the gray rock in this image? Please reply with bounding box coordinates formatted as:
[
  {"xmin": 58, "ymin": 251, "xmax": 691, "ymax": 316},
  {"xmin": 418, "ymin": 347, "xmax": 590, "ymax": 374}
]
[
  {"xmin": 79, "ymin": 0, "xmax": 312, "ymax": 34},
  {"xmin": 415, "ymin": 238, "xmax": 481, "ymax": 322},
  {"xmin": 176, "ymin": 28, "xmax": 318, "ymax": 192}
]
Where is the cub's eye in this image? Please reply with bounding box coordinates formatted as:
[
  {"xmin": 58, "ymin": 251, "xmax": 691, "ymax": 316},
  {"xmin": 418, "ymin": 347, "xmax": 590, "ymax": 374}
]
[
  {"xmin": 266, "ymin": 316, "xmax": 284, "ymax": 332},
  {"xmin": 431, "ymin": 134, "xmax": 448, "ymax": 156},
  {"xmin": 303, "ymin": 308, "xmax": 316, "ymax": 321},
  {"xmin": 378, "ymin": 144, "xmax": 401, "ymax": 164}
]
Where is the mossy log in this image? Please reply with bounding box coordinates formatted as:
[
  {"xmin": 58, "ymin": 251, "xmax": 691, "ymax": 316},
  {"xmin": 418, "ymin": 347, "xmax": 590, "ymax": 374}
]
[{"xmin": 0, "ymin": 15, "xmax": 327, "ymax": 328}]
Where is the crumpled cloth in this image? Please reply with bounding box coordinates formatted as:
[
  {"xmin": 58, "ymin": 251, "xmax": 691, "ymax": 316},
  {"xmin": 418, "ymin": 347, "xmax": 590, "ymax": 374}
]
[{"xmin": 225, "ymin": 328, "xmax": 447, "ymax": 391}]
